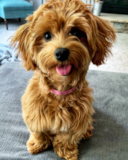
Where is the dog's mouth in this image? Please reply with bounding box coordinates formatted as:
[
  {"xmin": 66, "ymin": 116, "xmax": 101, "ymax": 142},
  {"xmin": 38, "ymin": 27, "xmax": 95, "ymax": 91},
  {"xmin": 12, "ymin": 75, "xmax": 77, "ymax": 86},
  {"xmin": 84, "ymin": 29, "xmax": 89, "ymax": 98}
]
[{"xmin": 56, "ymin": 64, "xmax": 73, "ymax": 76}]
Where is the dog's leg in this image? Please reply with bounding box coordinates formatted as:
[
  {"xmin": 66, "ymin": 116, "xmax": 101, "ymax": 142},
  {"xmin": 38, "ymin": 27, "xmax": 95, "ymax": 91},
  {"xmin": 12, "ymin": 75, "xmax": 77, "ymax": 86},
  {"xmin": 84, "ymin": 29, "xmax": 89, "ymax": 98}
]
[
  {"xmin": 27, "ymin": 132, "xmax": 51, "ymax": 154},
  {"xmin": 53, "ymin": 133, "xmax": 80, "ymax": 160},
  {"xmin": 83, "ymin": 125, "xmax": 93, "ymax": 140}
]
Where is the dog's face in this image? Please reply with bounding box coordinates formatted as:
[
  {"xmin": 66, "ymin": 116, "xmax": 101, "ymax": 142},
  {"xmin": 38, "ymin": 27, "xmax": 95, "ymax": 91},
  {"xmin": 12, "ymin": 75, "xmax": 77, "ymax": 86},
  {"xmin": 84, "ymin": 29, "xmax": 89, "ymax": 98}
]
[{"xmin": 11, "ymin": 0, "xmax": 116, "ymax": 85}]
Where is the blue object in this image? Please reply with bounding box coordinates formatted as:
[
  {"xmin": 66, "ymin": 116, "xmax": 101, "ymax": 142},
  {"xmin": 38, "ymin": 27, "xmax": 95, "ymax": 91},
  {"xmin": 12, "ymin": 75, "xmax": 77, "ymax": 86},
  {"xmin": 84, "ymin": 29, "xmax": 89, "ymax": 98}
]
[{"xmin": 0, "ymin": 0, "xmax": 33, "ymax": 30}]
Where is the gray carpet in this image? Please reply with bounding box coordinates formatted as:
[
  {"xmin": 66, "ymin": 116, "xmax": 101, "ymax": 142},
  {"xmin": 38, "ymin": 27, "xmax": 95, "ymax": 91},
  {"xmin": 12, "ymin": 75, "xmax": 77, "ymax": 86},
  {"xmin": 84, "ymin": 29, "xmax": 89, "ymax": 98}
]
[{"xmin": 0, "ymin": 62, "xmax": 128, "ymax": 160}]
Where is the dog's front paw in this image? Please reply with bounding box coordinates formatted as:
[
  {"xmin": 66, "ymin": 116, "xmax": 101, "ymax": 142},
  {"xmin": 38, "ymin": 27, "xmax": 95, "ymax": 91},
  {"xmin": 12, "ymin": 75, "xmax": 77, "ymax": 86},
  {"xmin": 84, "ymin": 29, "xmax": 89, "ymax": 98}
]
[
  {"xmin": 53, "ymin": 135, "xmax": 78, "ymax": 160},
  {"xmin": 54, "ymin": 143, "xmax": 78, "ymax": 160},
  {"xmin": 27, "ymin": 139, "xmax": 44, "ymax": 154},
  {"xmin": 27, "ymin": 134, "xmax": 51, "ymax": 154},
  {"xmin": 64, "ymin": 149, "xmax": 78, "ymax": 160}
]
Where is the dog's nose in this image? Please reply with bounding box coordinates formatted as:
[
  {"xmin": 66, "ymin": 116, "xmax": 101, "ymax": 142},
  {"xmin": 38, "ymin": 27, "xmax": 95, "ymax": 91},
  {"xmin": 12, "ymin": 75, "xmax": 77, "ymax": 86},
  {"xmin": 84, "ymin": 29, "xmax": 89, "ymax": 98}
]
[{"xmin": 55, "ymin": 48, "xmax": 69, "ymax": 61}]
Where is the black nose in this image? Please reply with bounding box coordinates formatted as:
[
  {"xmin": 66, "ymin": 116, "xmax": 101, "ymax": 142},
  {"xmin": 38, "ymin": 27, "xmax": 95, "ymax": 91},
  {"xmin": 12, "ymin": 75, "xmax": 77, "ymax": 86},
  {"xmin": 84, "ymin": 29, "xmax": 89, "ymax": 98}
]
[{"xmin": 55, "ymin": 48, "xmax": 69, "ymax": 61}]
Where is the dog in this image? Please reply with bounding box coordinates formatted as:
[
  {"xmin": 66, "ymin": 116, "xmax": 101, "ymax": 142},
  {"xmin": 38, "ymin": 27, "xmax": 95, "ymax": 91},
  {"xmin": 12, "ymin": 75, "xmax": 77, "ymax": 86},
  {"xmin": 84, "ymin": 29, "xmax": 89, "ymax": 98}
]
[{"xmin": 10, "ymin": 0, "xmax": 116, "ymax": 159}]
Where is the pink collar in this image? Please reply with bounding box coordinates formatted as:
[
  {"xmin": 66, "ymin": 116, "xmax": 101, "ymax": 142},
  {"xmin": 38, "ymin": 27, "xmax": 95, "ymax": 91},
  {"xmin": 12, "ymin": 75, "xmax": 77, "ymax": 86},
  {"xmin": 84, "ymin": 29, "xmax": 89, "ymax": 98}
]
[{"xmin": 50, "ymin": 87, "xmax": 76, "ymax": 96}]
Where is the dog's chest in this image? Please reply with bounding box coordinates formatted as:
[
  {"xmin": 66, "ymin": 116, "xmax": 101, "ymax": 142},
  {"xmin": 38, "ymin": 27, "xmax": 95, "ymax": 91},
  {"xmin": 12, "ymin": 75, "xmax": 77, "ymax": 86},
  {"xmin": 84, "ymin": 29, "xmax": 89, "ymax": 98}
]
[
  {"xmin": 24, "ymin": 93, "xmax": 88, "ymax": 134},
  {"xmin": 41, "ymin": 102, "xmax": 72, "ymax": 134}
]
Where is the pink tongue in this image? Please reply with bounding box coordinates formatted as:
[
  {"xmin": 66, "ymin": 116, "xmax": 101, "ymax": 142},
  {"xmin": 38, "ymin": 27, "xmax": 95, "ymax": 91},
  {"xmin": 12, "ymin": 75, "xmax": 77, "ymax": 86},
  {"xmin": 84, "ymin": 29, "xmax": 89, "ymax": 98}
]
[{"xmin": 56, "ymin": 64, "xmax": 72, "ymax": 76}]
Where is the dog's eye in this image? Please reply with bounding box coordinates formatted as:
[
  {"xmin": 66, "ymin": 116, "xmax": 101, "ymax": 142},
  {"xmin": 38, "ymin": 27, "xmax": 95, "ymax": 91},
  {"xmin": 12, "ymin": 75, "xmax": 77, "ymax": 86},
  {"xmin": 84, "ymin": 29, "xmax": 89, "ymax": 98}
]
[
  {"xmin": 70, "ymin": 28, "xmax": 87, "ymax": 40},
  {"xmin": 44, "ymin": 32, "xmax": 52, "ymax": 41}
]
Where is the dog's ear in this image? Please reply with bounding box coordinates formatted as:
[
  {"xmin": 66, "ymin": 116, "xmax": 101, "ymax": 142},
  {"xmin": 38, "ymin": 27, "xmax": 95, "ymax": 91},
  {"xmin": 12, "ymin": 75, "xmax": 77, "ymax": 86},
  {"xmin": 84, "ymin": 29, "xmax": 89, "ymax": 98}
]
[
  {"xmin": 92, "ymin": 16, "xmax": 116, "ymax": 66},
  {"xmin": 10, "ymin": 15, "xmax": 36, "ymax": 71}
]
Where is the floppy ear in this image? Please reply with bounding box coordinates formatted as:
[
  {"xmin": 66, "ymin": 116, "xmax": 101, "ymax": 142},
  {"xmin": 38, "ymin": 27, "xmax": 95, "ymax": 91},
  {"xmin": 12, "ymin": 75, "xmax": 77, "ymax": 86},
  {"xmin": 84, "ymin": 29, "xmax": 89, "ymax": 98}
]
[
  {"xmin": 92, "ymin": 16, "xmax": 116, "ymax": 66},
  {"xmin": 10, "ymin": 15, "xmax": 36, "ymax": 71}
]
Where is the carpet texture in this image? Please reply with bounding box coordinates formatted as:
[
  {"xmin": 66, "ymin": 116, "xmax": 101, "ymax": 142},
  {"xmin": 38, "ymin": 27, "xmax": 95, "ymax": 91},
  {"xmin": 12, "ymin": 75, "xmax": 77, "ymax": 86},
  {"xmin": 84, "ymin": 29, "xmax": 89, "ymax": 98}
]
[{"xmin": 0, "ymin": 62, "xmax": 128, "ymax": 160}]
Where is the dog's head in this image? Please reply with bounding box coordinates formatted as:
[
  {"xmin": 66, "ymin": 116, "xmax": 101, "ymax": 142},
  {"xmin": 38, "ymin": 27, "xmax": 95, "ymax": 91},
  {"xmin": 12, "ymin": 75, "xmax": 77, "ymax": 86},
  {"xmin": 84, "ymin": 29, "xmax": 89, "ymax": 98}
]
[{"xmin": 11, "ymin": 0, "xmax": 116, "ymax": 85}]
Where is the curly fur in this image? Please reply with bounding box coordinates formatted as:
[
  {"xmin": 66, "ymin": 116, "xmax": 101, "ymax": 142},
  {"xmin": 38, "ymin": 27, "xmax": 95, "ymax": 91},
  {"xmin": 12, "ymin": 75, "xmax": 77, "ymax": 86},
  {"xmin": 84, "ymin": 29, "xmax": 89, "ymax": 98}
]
[{"xmin": 10, "ymin": 0, "xmax": 116, "ymax": 159}]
